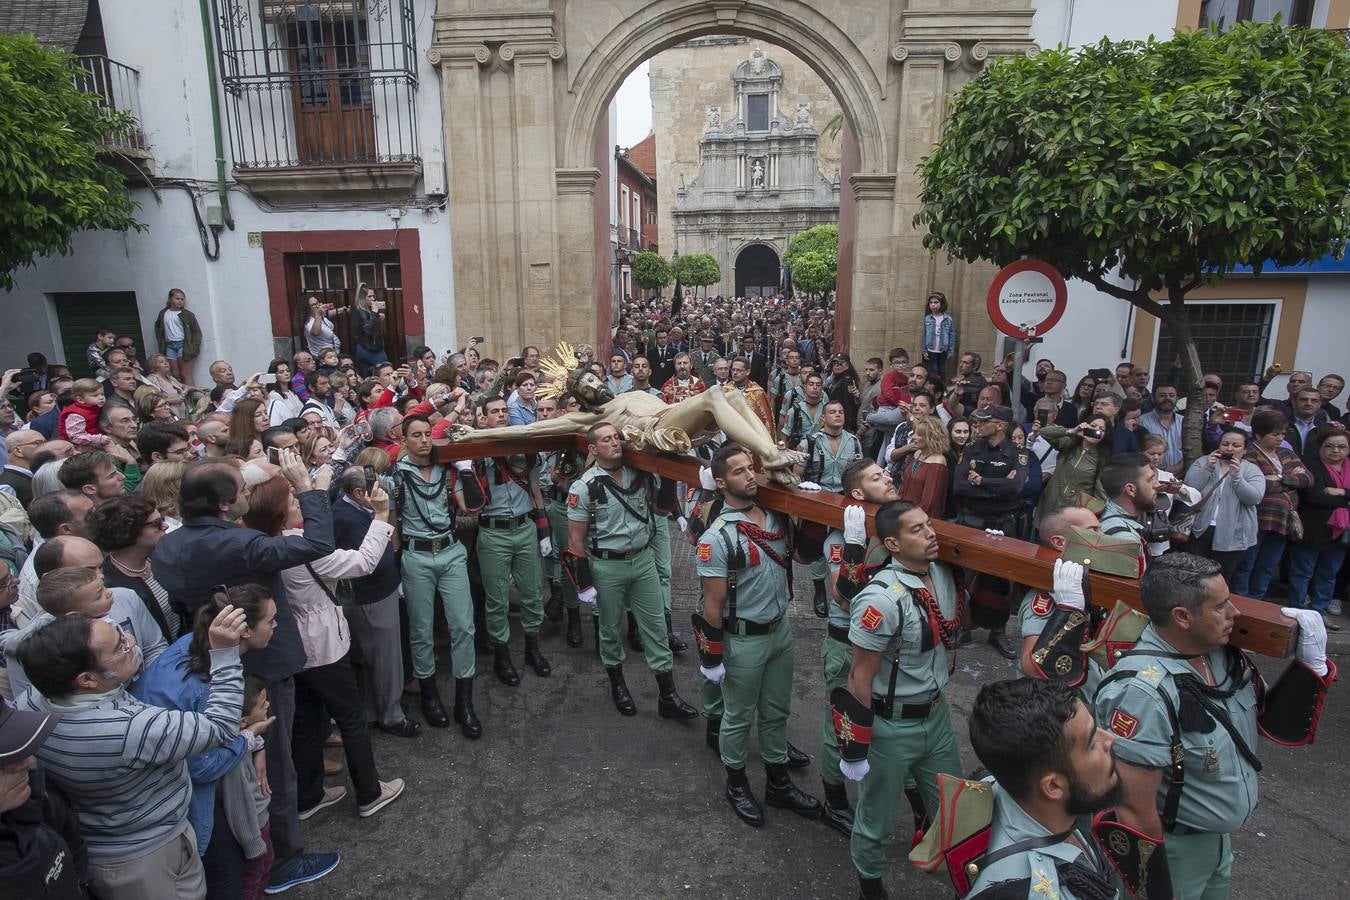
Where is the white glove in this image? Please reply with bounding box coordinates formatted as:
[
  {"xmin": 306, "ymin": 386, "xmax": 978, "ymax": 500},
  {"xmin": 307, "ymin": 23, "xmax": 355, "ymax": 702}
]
[
  {"xmin": 1052, "ymin": 559, "xmax": 1086, "ymax": 612},
  {"xmin": 453, "ymin": 459, "xmax": 473, "ymax": 473},
  {"xmin": 1282, "ymin": 607, "xmax": 1329, "ymax": 677},
  {"xmin": 677, "ymin": 516, "xmax": 688, "ymax": 533},
  {"xmin": 578, "ymin": 587, "xmax": 598, "ymax": 606},
  {"xmin": 839, "ymin": 758, "xmax": 870, "ymax": 782},
  {"xmin": 538, "ymin": 537, "xmax": 553, "ymax": 557},
  {"xmin": 797, "ymin": 481, "xmax": 823, "ymax": 492},
  {"xmin": 984, "ymin": 528, "xmax": 1004, "ymax": 537},
  {"xmin": 699, "ymin": 466, "xmax": 716, "ymax": 491},
  {"xmin": 843, "ymin": 505, "xmax": 867, "ymax": 546},
  {"xmin": 700, "ymin": 663, "xmax": 726, "ymax": 684}
]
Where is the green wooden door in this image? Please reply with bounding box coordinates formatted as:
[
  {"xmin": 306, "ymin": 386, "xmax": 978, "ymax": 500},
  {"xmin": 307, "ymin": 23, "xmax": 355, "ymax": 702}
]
[{"xmin": 52, "ymin": 292, "xmax": 143, "ymax": 377}]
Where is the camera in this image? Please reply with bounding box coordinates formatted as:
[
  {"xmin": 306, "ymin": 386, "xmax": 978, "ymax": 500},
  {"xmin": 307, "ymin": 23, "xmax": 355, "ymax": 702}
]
[
  {"xmin": 1083, "ymin": 426, "xmax": 1105, "ymax": 440},
  {"xmin": 1218, "ymin": 451, "xmax": 1234, "ymax": 460}
]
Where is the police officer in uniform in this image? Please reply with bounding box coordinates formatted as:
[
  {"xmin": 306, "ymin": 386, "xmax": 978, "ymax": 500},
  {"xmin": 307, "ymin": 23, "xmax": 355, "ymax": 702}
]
[
  {"xmin": 830, "ymin": 500, "xmax": 966, "ymax": 900},
  {"xmin": 475, "ymin": 396, "xmax": 552, "ymax": 684},
  {"xmin": 797, "ymin": 399, "xmax": 863, "ymax": 617},
  {"xmin": 965, "ymin": 678, "xmax": 1122, "ymax": 900},
  {"xmin": 818, "ymin": 459, "xmax": 898, "ymax": 836},
  {"xmin": 953, "ymin": 404, "xmax": 1026, "ymax": 659},
  {"xmin": 387, "ymin": 414, "xmax": 484, "ymax": 737},
  {"xmin": 1094, "ymin": 553, "xmax": 1333, "ymax": 900},
  {"xmin": 693, "ymin": 443, "xmax": 822, "ymax": 827},
  {"xmin": 564, "ymin": 422, "xmax": 698, "ymax": 720}
]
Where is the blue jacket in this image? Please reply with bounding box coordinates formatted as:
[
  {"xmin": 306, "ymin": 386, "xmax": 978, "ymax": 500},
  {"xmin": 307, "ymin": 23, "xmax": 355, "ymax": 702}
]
[
  {"xmin": 332, "ymin": 496, "xmax": 401, "ymax": 603},
  {"xmin": 151, "ymin": 490, "xmax": 335, "ymax": 683},
  {"xmin": 130, "ymin": 635, "xmax": 248, "ymax": 856},
  {"xmin": 922, "ymin": 313, "xmax": 956, "ymax": 354}
]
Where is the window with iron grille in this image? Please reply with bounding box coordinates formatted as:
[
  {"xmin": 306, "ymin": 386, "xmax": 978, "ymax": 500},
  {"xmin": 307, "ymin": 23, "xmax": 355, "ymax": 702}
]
[
  {"xmin": 1153, "ymin": 302, "xmax": 1274, "ymax": 396},
  {"xmin": 212, "ymin": 0, "xmax": 419, "ymax": 169}
]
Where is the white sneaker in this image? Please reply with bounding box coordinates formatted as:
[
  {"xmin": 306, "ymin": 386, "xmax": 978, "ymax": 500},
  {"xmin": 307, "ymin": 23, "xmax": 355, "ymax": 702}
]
[
  {"xmin": 298, "ymin": 785, "xmax": 347, "ymax": 821},
  {"xmin": 1329, "ymin": 598, "xmax": 1343, "ymax": 616},
  {"xmin": 358, "ymin": 778, "xmax": 405, "ymax": 818}
]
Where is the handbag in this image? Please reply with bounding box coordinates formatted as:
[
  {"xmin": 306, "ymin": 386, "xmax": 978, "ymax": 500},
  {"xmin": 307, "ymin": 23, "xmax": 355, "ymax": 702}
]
[{"xmin": 305, "ymin": 562, "xmax": 356, "ymax": 606}]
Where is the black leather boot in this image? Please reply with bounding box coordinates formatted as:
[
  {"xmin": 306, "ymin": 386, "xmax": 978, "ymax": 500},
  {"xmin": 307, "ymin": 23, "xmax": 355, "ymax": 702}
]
[
  {"xmin": 822, "ymin": 781, "xmax": 854, "ymax": 836},
  {"xmin": 544, "ymin": 581, "xmax": 563, "ymax": 622},
  {"xmin": 987, "ymin": 627, "xmax": 1016, "ymax": 660},
  {"xmin": 655, "ymin": 671, "xmax": 698, "ymax": 720},
  {"xmin": 786, "ymin": 740, "xmax": 811, "ymax": 769},
  {"xmin": 524, "ymin": 633, "xmax": 551, "ymax": 677},
  {"xmin": 813, "ymin": 578, "xmax": 829, "ymax": 618},
  {"xmin": 565, "ymin": 606, "xmax": 583, "ymax": 647},
  {"xmin": 764, "ymin": 762, "xmax": 822, "ymax": 818},
  {"xmin": 858, "ymin": 876, "xmax": 889, "ymax": 900},
  {"xmin": 452, "ymin": 677, "xmax": 482, "ymax": 740},
  {"xmin": 419, "ymin": 676, "xmax": 449, "ymax": 728},
  {"xmin": 492, "ymin": 641, "xmax": 520, "ymax": 686},
  {"xmin": 665, "ymin": 611, "xmax": 687, "ymax": 654},
  {"xmin": 705, "ymin": 717, "xmax": 721, "ymax": 755},
  {"xmin": 724, "ymin": 766, "xmax": 764, "ymax": 827},
  {"xmin": 627, "ymin": 612, "xmax": 644, "ymax": 652},
  {"xmin": 955, "ymin": 627, "xmax": 974, "ymax": 648},
  {"xmin": 606, "ymin": 666, "xmax": 636, "ymax": 716}
]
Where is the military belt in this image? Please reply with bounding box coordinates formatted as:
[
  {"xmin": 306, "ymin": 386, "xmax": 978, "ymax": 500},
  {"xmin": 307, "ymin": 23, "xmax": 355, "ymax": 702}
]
[
  {"xmin": 591, "ymin": 546, "xmax": 645, "ymax": 561},
  {"xmin": 1166, "ymin": 824, "xmax": 1205, "ymax": 836},
  {"xmin": 405, "ymin": 535, "xmax": 457, "ymax": 553},
  {"xmin": 826, "ymin": 623, "xmax": 852, "ymax": 645},
  {"xmin": 479, "ymin": 513, "xmax": 529, "ymax": 529},
  {"xmin": 726, "ymin": 616, "xmax": 783, "ymax": 636},
  {"xmin": 872, "ymin": 693, "xmax": 941, "ymax": 720}
]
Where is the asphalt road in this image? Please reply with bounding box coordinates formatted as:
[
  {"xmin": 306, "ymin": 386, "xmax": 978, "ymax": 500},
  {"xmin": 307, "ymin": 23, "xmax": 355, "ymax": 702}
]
[{"xmin": 292, "ymin": 537, "xmax": 1350, "ymax": 899}]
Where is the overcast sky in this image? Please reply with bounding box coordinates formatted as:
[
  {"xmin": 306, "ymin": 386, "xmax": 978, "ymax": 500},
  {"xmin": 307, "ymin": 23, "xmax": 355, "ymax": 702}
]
[{"xmin": 614, "ymin": 61, "xmax": 653, "ymax": 148}]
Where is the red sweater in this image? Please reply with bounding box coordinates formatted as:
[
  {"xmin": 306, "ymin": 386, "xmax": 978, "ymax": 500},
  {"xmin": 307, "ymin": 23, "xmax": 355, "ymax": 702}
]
[
  {"xmin": 877, "ymin": 371, "xmax": 912, "ymax": 408},
  {"xmin": 58, "ymin": 401, "xmax": 104, "ymax": 444}
]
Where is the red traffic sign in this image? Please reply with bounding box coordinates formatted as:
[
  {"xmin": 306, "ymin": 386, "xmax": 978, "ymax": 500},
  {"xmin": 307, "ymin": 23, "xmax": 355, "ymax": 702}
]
[{"xmin": 986, "ymin": 259, "xmax": 1068, "ymax": 340}]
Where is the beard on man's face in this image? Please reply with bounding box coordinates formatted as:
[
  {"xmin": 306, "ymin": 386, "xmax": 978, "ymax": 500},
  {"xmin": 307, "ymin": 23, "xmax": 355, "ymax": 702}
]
[{"xmin": 1064, "ymin": 764, "xmax": 1122, "ymax": 816}]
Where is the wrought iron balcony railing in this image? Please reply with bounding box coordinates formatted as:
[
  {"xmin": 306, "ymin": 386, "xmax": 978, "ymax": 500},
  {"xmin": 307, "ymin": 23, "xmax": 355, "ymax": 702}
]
[{"xmin": 72, "ymin": 55, "xmax": 147, "ymax": 154}]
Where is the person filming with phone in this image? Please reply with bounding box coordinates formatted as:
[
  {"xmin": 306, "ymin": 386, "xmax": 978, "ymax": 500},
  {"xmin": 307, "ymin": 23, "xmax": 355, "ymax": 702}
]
[
  {"xmin": 351, "ymin": 284, "xmax": 388, "ymax": 376},
  {"xmin": 1182, "ymin": 427, "xmax": 1265, "ymax": 582}
]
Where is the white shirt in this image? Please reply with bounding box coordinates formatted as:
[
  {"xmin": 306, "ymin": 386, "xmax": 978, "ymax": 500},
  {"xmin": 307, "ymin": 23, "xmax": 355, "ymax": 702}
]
[
  {"xmin": 162, "ymin": 308, "xmax": 185, "ymax": 341},
  {"xmin": 305, "ymin": 316, "xmax": 340, "ymax": 354}
]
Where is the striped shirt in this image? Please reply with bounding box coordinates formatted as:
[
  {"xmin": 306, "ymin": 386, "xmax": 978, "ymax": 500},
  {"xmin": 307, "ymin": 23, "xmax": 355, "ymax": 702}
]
[{"xmin": 18, "ymin": 646, "xmax": 243, "ymax": 863}]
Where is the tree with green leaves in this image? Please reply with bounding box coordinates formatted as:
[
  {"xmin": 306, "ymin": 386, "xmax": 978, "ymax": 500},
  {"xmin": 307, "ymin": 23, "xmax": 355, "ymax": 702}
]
[
  {"xmin": 915, "ymin": 23, "xmax": 1350, "ymax": 461},
  {"xmin": 785, "ymin": 224, "xmax": 839, "ymax": 269},
  {"xmin": 0, "ymin": 34, "xmax": 141, "ymax": 289},
  {"xmin": 631, "ymin": 250, "xmax": 673, "ymax": 298},
  {"xmin": 790, "ymin": 251, "xmax": 836, "ymax": 296},
  {"xmin": 675, "ymin": 253, "xmax": 721, "ymax": 295}
]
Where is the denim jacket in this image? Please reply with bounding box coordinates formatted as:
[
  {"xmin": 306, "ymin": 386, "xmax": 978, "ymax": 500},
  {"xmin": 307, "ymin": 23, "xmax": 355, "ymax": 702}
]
[{"xmin": 922, "ymin": 313, "xmax": 955, "ymax": 353}]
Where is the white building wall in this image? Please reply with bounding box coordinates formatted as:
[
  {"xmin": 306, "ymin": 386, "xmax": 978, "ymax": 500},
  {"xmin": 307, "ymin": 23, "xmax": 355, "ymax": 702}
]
[
  {"xmin": 1290, "ymin": 276, "xmax": 1350, "ymax": 384},
  {"xmin": 0, "ymin": 0, "xmax": 453, "ymax": 374}
]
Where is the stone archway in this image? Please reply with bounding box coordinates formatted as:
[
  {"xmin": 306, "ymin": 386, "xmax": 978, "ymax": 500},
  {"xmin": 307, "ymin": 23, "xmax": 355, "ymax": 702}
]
[
  {"xmin": 430, "ymin": 1, "xmax": 1038, "ymax": 364},
  {"xmin": 734, "ymin": 243, "xmax": 781, "ymax": 298}
]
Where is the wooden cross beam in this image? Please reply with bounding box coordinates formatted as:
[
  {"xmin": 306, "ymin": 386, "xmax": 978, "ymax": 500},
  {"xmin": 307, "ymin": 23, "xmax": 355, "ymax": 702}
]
[{"xmin": 438, "ymin": 436, "xmax": 1296, "ymax": 658}]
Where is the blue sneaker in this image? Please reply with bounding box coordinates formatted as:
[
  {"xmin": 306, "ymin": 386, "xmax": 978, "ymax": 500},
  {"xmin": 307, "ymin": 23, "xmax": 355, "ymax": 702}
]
[{"xmin": 265, "ymin": 852, "xmax": 341, "ymax": 894}]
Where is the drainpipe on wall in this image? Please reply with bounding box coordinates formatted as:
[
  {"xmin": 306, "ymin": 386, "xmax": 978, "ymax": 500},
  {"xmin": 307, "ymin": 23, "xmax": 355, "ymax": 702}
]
[{"xmin": 197, "ymin": 0, "xmax": 234, "ymax": 231}]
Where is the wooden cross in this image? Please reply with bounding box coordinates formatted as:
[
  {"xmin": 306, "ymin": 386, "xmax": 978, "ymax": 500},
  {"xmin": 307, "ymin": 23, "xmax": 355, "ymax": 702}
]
[{"xmin": 439, "ymin": 435, "xmax": 1295, "ymax": 658}]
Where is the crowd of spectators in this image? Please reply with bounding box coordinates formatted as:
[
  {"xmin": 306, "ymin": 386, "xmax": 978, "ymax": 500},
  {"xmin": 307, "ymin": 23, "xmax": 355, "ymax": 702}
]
[{"xmin": 0, "ymin": 284, "xmax": 1346, "ymax": 898}]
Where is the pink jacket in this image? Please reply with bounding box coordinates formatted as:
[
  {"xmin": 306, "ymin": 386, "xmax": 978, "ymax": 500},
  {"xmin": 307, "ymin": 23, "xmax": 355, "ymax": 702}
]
[{"xmin": 279, "ymin": 519, "xmax": 395, "ymax": 668}]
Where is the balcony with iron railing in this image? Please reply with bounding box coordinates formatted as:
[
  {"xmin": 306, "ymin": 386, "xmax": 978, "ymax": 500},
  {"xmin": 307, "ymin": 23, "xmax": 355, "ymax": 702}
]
[
  {"xmin": 213, "ymin": 0, "xmax": 422, "ymax": 202},
  {"xmin": 72, "ymin": 55, "xmax": 154, "ymax": 175}
]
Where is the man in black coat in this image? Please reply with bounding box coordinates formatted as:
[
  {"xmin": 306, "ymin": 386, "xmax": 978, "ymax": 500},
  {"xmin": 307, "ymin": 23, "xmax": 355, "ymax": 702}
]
[
  {"xmin": 151, "ymin": 452, "xmax": 339, "ymax": 892},
  {"xmin": 0, "ymin": 701, "xmax": 89, "ymax": 900}
]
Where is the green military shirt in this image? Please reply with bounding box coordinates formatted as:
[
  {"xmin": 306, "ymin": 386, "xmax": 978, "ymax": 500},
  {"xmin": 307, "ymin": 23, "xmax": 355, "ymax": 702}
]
[
  {"xmin": 1018, "ymin": 587, "xmax": 1104, "ymax": 700},
  {"xmin": 695, "ymin": 508, "xmax": 790, "ymax": 625},
  {"xmin": 968, "ymin": 781, "xmax": 1118, "ymax": 899},
  {"xmin": 848, "ymin": 561, "xmax": 959, "ymax": 702},
  {"xmin": 798, "ymin": 430, "xmax": 862, "ymax": 491},
  {"xmin": 1093, "ymin": 624, "xmax": 1260, "ymax": 835},
  {"xmin": 482, "ymin": 453, "xmax": 538, "ymax": 517},
  {"xmin": 567, "ymin": 464, "xmax": 655, "ymax": 555},
  {"xmin": 821, "ymin": 530, "xmax": 853, "ymax": 630},
  {"xmin": 1099, "ymin": 500, "xmax": 1145, "ymax": 543},
  {"xmin": 782, "ymin": 398, "xmax": 825, "ymax": 442},
  {"xmin": 386, "ymin": 459, "xmax": 456, "ymax": 539}
]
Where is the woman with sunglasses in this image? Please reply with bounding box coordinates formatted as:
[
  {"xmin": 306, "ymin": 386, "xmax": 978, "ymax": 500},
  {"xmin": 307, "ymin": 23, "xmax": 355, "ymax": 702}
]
[{"xmin": 87, "ymin": 494, "xmax": 181, "ymax": 641}]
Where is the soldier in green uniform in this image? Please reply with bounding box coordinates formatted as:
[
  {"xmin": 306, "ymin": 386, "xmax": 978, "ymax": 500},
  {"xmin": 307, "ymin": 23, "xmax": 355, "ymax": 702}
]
[
  {"xmin": 1018, "ymin": 507, "xmax": 1102, "ymax": 698},
  {"xmin": 536, "ymin": 395, "xmax": 567, "ymax": 625},
  {"xmin": 693, "ymin": 443, "xmax": 821, "ymax": 827},
  {"xmin": 1094, "ymin": 553, "xmax": 1334, "ymax": 900},
  {"xmin": 830, "ymin": 500, "xmax": 966, "ymax": 900},
  {"xmin": 965, "ymin": 678, "xmax": 1123, "ymax": 900},
  {"xmin": 1098, "ymin": 453, "xmax": 1156, "ymax": 546},
  {"xmin": 386, "ymin": 414, "xmax": 484, "ymax": 738},
  {"xmin": 474, "ymin": 396, "xmax": 552, "ymax": 684},
  {"xmin": 797, "ymin": 399, "xmax": 863, "ymax": 616},
  {"xmin": 564, "ymin": 422, "xmax": 698, "ymax": 720},
  {"xmin": 818, "ymin": 459, "xmax": 898, "ymax": 836},
  {"xmin": 779, "ymin": 373, "xmax": 827, "ymax": 447}
]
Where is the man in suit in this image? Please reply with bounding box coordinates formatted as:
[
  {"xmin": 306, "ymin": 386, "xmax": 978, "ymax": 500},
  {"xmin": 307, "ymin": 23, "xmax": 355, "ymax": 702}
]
[
  {"xmin": 1285, "ymin": 387, "xmax": 1332, "ymax": 457},
  {"xmin": 739, "ymin": 334, "xmax": 769, "ymax": 388},
  {"xmin": 645, "ymin": 328, "xmax": 675, "ymax": 387},
  {"xmin": 0, "ymin": 429, "xmax": 42, "ymax": 507}
]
